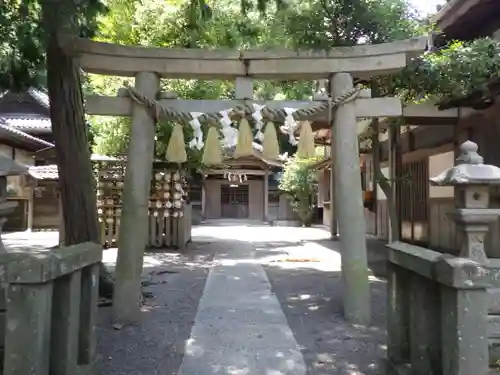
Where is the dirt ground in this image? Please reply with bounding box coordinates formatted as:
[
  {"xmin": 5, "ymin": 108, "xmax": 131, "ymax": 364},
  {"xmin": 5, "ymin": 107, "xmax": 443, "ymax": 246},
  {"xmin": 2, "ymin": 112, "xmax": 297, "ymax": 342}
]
[{"xmin": 97, "ymin": 241, "xmax": 217, "ymax": 375}]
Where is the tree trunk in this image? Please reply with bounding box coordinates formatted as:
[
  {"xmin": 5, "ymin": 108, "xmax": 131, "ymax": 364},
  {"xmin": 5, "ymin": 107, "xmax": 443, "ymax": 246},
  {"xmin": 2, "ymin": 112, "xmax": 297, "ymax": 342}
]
[
  {"xmin": 370, "ymin": 121, "xmax": 400, "ymax": 242},
  {"xmin": 42, "ymin": 3, "xmax": 113, "ymax": 298},
  {"xmin": 374, "ymin": 168, "xmax": 400, "ymax": 242}
]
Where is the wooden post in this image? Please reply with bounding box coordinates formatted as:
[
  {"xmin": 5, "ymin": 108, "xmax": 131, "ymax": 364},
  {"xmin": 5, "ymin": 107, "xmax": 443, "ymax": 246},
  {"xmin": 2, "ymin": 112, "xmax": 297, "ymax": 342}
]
[
  {"xmin": 113, "ymin": 71, "xmax": 160, "ymax": 324},
  {"xmin": 388, "ymin": 125, "xmax": 401, "ymax": 242},
  {"xmin": 201, "ymin": 176, "xmax": 206, "ymax": 221},
  {"xmin": 263, "ymin": 171, "xmax": 269, "ymax": 222},
  {"xmin": 331, "ymin": 73, "xmax": 370, "ymax": 325},
  {"xmin": 27, "ymin": 192, "xmax": 34, "ymax": 231}
]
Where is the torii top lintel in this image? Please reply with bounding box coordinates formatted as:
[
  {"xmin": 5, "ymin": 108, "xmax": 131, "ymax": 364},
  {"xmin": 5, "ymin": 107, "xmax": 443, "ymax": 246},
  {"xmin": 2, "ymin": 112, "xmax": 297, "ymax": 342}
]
[{"xmin": 62, "ymin": 36, "xmax": 427, "ymax": 79}]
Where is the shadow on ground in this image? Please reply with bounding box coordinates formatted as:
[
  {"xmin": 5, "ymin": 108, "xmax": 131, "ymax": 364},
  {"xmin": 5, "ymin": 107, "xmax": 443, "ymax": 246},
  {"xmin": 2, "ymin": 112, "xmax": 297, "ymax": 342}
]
[
  {"xmin": 97, "ymin": 241, "xmax": 217, "ymax": 375},
  {"xmin": 262, "ymin": 237, "xmax": 389, "ymax": 375}
]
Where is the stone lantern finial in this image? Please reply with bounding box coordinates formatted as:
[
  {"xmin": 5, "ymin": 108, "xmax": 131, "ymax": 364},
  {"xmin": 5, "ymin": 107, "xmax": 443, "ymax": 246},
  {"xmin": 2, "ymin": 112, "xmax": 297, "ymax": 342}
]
[
  {"xmin": 456, "ymin": 140, "xmax": 483, "ymax": 165},
  {"xmin": 429, "ymin": 141, "xmax": 500, "ymax": 263},
  {"xmin": 430, "ymin": 141, "xmax": 500, "ymax": 186}
]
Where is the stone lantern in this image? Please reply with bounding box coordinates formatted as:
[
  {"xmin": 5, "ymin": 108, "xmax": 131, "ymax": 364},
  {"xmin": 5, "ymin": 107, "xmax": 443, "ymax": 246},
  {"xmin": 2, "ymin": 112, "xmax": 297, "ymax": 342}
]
[
  {"xmin": 0, "ymin": 154, "xmax": 29, "ymax": 252},
  {"xmin": 430, "ymin": 140, "xmax": 500, "ymax": 263}
]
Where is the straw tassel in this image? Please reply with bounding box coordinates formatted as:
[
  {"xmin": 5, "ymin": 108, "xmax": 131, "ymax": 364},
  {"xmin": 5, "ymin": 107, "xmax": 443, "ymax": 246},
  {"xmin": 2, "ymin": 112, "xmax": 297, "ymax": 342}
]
[
  {"xmin": 166, "ymin": 123, "xmax": 187, "ymax": 163},
  {"xmin": 262, "ymin": 121, "xmax": 280, "ymax": 160},
  {"xmin": 202, "ymin": 126, "xmax": 223, "ymax": 166},
  {"xmin": 296, "ymin": 121, "xmax": 315, "ymax": 159},
  {"xmin": 235, "ymin": 118, "xmax": 253, "ymax": 157}
]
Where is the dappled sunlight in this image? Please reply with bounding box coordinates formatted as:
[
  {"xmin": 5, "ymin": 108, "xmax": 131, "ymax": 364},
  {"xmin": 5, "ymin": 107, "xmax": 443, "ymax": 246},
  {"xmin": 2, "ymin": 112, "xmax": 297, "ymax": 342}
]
[{"xmin": 178, "ymin": 336, "xmax": 307, "ymax": 375}]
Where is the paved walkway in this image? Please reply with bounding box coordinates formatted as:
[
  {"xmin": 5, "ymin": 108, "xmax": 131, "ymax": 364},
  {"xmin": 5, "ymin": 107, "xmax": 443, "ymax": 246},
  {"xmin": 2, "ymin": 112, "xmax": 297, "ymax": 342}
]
[{"xmin": 177, "ymin": 240, "xmax": 306, "ymax": 375}]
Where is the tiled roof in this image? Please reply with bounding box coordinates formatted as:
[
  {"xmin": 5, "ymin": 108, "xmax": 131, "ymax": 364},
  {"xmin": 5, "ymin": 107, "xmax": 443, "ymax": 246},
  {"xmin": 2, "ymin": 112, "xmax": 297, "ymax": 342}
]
[
  {"xmin": 0, "ymin": 115, "xmax": 52, "ymax": 131},
  {"xmin": 0, "ymin": 88, "xmax": 51, "ymax": 132},
  {"xmin": 0, "ymin": 121, "xmax": 54, "ymax": 149},
  {"xmin": 27, "ymin": 88, "xmax": 50, "ymax": 109},
  {"xmin": 28, "ymin": 165, "xmax": 59, "ymax": 180},
  {"xmin": 27, "ymin": 156, "xmax": 118, "ymax": 180}
]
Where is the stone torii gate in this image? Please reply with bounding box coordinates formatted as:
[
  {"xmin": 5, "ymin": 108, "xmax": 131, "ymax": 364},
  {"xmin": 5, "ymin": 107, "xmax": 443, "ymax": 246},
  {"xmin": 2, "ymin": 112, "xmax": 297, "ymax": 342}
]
[{"xmin": 71, "ymin": 36, "xmax": 427, "ymax": 325}]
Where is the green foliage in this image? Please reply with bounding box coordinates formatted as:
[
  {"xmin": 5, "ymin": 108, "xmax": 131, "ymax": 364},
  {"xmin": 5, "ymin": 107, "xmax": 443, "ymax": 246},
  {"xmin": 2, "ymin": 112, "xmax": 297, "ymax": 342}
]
[
  {"xmin": 279, "ymin": 155, "xmax": 318, "ymax": 226},
  {"xmin": 282, "ymin": 0, "xmax": 421, "ymax": 49},
  {"xmin": 381, "ymin": 38, "xmax": 500, "ymax": 105},
  {"xmin": 88, "ymin": 0, "xmax": 422, "ymax": 159},
  {"xmin": 0, "ymin": 0, "xmax": 106, "ymax": 91},
  {"xmin": 0, "ymin": 0, "xmax": 44, "ymax": 90}
]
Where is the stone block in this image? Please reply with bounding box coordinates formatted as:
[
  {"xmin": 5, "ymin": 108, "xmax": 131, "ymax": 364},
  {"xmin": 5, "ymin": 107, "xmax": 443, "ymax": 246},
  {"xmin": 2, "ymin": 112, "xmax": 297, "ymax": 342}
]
[{"xmin": 0, "ymin": 242, "xmax": 102, "ymax": 284}]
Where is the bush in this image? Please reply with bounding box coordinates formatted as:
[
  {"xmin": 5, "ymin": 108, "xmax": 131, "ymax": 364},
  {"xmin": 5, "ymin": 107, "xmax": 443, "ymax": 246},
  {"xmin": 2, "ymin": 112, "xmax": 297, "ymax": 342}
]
[{"xmin": 279, "ymin": 155, "xmax": 318, "ymax": 226}]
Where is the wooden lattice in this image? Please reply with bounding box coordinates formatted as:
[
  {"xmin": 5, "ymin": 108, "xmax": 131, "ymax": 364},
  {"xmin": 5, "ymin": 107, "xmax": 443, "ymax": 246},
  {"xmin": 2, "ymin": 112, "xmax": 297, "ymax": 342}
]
[{"xmin": 95, "ymin": 159, "xmax": 191, "ymax": 249}]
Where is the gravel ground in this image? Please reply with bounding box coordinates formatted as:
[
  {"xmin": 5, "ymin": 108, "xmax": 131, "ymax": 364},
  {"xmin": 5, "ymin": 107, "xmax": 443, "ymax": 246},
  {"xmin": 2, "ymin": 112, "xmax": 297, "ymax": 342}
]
[
  {"xmin": 97, "ymin": 242, "xmax": 217, "ymax": 375},
  {"xmin": 263, "ymin": 238, "xmax": 388, "ymax": 375}
]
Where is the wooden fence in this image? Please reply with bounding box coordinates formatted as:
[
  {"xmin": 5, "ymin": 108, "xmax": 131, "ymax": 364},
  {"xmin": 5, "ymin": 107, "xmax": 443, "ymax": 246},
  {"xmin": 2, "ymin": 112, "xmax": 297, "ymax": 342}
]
[{"xmin": 95, "ymin": 159, "xmax": 191, "ymax": 250}]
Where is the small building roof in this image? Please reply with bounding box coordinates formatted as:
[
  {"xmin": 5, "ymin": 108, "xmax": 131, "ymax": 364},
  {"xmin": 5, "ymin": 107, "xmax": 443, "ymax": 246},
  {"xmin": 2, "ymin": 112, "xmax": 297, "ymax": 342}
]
[
  {"xmin": 0, "ymin": 88, "xmax": 54, "ymax": 150},
  {"xmin": 0, "ymin": 122, "xmax": 54, "ymax": 151},
  {"xmin": 0, "ymin": 115, "xmax": 52, "ymax": 134},
  {"xmin": 28, "ymin": 165, "xmax": 59, "ymax": 180},
  {"xmin": 430, "ymin": 0, "xmax": 500, "ymax": 40}
]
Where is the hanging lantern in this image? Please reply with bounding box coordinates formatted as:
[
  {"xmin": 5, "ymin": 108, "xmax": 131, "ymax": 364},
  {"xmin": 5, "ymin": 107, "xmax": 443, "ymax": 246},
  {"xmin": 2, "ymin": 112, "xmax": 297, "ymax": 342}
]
[
  {"xmin": 235, "ymin": 118, "xmax": 253, "ymax": 157},
  {"xmin": 262, "ymin": 121, "xmax": 280, "ymax": 160},
  {"xmin": 166, "ymin": 123, "xmax": 187, "ymax": 163},
  {"xmin": 296, "ymin": 121, "xmax": 315, "ymax": 159}
]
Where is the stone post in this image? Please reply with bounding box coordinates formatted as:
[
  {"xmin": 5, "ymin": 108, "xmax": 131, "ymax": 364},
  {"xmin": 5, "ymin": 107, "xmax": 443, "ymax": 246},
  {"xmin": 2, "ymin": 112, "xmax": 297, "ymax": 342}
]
[
  {"xmin": 331, "ymin": 73, "xmax": 370, "ymax": 325},
  {"xmin": 113, "ymin": 72, "xmax": 160, "ymax": 324},
  {"xmin": 430, "ymin": 140, "xmax": 500, "ymax": 264},
  {"xmin": 263, "ymin": 170, "xmax": 269, "ymax": 222}
]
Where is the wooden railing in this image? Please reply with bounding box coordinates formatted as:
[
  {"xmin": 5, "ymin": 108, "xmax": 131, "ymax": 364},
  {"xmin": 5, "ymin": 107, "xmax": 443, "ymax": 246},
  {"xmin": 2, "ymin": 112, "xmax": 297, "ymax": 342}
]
[
  {"xmin": 386, "ymin": 241, "xmax": 491, "ymax": 375},
  {"xmin": 0, "ymin": 242, "xmax": 102, "ymax": 375}
]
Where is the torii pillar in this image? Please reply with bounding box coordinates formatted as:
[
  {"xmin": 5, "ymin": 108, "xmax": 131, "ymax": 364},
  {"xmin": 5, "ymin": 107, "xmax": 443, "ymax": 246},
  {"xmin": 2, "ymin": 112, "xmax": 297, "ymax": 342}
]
[
  {"xmin": 113, "ymin": 72, "xmax": 160, "ymax": 324},
  {"xmin": 331, "ymin": 73, "xmax": 370, "ymax": 325}
]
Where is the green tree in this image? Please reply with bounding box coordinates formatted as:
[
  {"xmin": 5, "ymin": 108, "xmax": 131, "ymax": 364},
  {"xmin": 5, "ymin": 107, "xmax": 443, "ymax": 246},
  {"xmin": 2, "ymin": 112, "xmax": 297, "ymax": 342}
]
[
  {"xmin": 0, "ymin": 0, "xmax": 118, "ymax": 297},
  {"xmin": 279, "ymin": 156, "xmax": 318, "ymax": 226}
]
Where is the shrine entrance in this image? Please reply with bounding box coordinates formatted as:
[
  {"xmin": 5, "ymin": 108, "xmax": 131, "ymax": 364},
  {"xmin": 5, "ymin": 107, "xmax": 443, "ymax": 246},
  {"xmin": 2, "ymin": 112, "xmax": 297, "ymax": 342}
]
[
  {"xmin": 76, "ymin": 35, "xmax": 427, "ymax": 324},
  {"xmin": 221, "ymin": 184, "xmax": 249, "ymax": 218}
]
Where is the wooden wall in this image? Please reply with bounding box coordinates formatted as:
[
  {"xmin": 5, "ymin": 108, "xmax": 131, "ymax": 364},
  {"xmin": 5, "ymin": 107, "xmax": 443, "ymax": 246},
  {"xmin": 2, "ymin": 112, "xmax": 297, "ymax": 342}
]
[
  {"xmin": 33, "ymin": 180, "xmax": 59, "ymax": 229},
  {"xmin": 204, "ymin": 179, "xmax": 264, "ymax": 220}
]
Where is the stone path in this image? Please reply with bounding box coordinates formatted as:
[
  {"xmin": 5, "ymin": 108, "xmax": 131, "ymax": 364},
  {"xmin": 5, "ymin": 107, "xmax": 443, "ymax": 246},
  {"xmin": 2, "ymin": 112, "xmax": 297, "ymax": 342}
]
[{"xmin": 177, "ymin": 241, "xmax": 306, "ymax": 375}]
